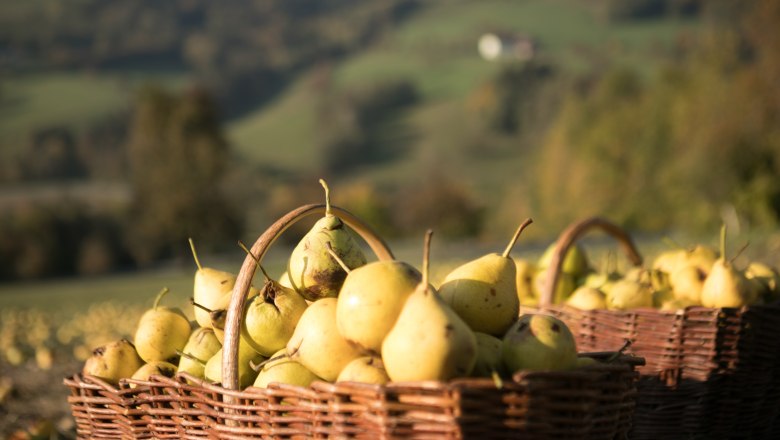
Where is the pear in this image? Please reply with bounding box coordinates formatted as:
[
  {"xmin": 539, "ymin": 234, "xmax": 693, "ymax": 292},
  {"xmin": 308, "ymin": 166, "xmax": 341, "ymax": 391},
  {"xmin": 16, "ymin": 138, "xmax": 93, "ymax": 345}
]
[
  {"xmin": 652, "ymin": 287, "xmax": 675, "ymax": 308},
  {"xmin": 565, "ymin": 286, "xmax": 607, "ymax": 311},
  {"xmin": 336, "ymin": 356, "xmax": 391, "ymax": 385},
  {"xmin": 287, "ymin": 179, "xmax": 367, "ymax": 301},
  {"xmin": 204, "ymin": 337, "xmax": 265, "ymax": 389},
  {"xmin": 538, "ymin": 242, "xmax": 590, "ymax": 278},
  {"xmin": 189, "ymin": 238, "xmax": 238, "ymax": 329},
  {"xmin": 82, "ymin": 339, "xmax": 144, "ymax": 385},
  {"xmin": 669, "ymin": 265, "xmax": 707, "ymax": 304},
  {"xmin": 652, "ymin": 247, "xmax": 686, "ymax": 274},
  {"xmin": 130, "ymin": 361, "xmax": 177, "ymax": 386},
  {"xmin": 501, "ymin": 314, "xmax": 578, "ymax": 373},
  {"xmin": 439, "ymin": 219, "xmax": 532, "ymax": 336},
  {"xmin": 238, "ymin": 244, "xmax": 309, "ymax": 357},
  {"xmin": 278, "ymin": 271, "xmax": 294, "ymax": 289},
  {"xmin": 659, "ymin": 298, "xmax": 697, "ymax": 311},
  {"xmin": 701, "ymin": 225, "xmax": 752, "ymax": 308},
  {"xmin": 745, "ymin": 262, "xmax": 780, "ymax": 302},
  {"xmin": 335, "ymin": 255, "xmax": 422, "ymax": 354},
  {"xmin": 575, "ymin": 356, "xmax": 600, "ymax": 368},
  {"xmin": 286, "ymin": 297, "xmax": 362, "ymax": 382},
  {"xmin": 177, "ymin": 327, "xmax": 222, "ymax": 380},
  {"xmin": 253, "ymin": 349, "xmax": 322, "ymax": 388},
  {"xmin": 471, "ymin": 332, "xmax": 504, "ymax": 378},
  {"xmin": 381, "ymin": 230, "xmax": 478, "ymax": 382},
  {"xmin": 514, "ymin": 258, "xmax": 538, "ymax": 307},
  {"xmin": 134, "ymin": 288, "xmax": 192, "ymax": 363},
  {"xmin": 532, "ymin": 270, "xmax": 576, "ymax": 305},
  {"xmin": 192, "ymin": 286, "xmax": 259, "ymax": 344},
  {"xmin": 605, "ymin": 279, "xmax": 654, "ymax": 310}
]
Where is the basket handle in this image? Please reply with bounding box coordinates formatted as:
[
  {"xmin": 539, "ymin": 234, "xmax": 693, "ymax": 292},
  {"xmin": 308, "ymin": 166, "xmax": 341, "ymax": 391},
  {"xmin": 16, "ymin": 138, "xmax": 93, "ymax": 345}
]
[
  {"xmin": 539, "ymin": 217, "xmax": 643, "ymax": 307},
  {"xmin": 222, "ymin": 203, "xmax": 394, "ymax": 392}
]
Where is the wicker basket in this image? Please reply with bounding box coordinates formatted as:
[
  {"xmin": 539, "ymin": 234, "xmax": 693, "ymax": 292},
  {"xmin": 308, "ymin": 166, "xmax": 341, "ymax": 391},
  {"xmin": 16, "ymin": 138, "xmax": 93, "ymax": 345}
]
[
  {"xmin": 65, "ymin": 205, "xmax": 645, "ymax": 439},
  {"xmin": 527, "ymin": 217, "xmax": 780, "ymax": 440}
]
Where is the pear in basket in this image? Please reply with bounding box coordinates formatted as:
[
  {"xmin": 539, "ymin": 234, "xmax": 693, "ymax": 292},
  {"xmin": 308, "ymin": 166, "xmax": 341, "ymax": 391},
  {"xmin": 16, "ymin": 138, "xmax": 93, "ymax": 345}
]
[
  {"xmin": 745, "ymin": 262, "xmax": 780, "ymax": 302},
  {"xmin": 177, "ymin": 327, "xmax": 222, "ymax": 380},
  {"xmin": 335, "ymin": 248, "xmax": 421, "ymax": 353},
  {"xmin": 130, "ymin": 361, "xmax": 177, "ymax": 387},
  {"xmin": 439, "ymin": 219, "xmax": 532, "ymax": 336},
  {"xmin": 605, "ymin": 279, "xmax": 654, "ymax": 310},
  {"xmin": 204, "ymin": 337, "xmax": 265, "ymax": 389},
  {"xmin": 538, "ymin": 242, "xmax": 591, "ymax": 279},
  {"xmin": 501, "ymin": 314, "xmax": 577, "ymax": 372},
  {"xmin": 134, "ymin": 287, "xmax": 191, "ymax": 363},
  {"xmin": 701, "ymin": 225, "xmax": 752, "ymax": 308},
  {"xmin": 382, "ymin": 230, "xmax": 478, "ymax": 382},
  {"xmin": 471, "ymin": 332, "xmax": 504, "ymax": 377},
  {"xmin": 532, "ymin": 270, "xmax": 576, "ymax": 304},
  {"xmin": 286, "ymin": 297, "xmax": 362, "ymax": 382},
  {"xmin": 82, "ymin": 339, "xmax": 145, "ymax": 385},
  {"xmin": 253, "ymin": 348, "xmax": 321, "ymax": 388},
  {"xmin": 336, "ymin": 356, "xmax": 391, "ymax": 385},
  {"xmin": 565, "ymin": 286, "xmax": 607, "ymax": 310},
  {"xmin": 239, "ymin": 243, "xmax": 308, "ymax": 357},
  {"xmin": 514, "ymin": 258, "xmax": 538, "ymax": 307},
  {"xmin": 189, "ymin": 238, "xmax": 237, "ymax": 329},
  {"xmin": 287, "ymin": 179, "xmax": 367, "ymax": 301}
]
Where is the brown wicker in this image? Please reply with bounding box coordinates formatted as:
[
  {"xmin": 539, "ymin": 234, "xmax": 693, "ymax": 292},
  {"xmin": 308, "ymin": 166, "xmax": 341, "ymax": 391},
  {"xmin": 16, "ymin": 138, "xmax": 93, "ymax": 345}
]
[
  {"xmin": 528, "ymin": 216, "xmax": 780, "ymax": 440},
  {"xmin": 64, "ymin": 205, "xmax": 645, "ymax": 439}
]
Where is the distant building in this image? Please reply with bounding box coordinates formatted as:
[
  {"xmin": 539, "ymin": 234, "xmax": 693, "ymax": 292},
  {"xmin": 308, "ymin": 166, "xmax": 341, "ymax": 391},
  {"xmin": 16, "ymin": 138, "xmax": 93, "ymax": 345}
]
[{"xmin": 478, "ymin": 32, "xmax": 536, "ymax": 62}]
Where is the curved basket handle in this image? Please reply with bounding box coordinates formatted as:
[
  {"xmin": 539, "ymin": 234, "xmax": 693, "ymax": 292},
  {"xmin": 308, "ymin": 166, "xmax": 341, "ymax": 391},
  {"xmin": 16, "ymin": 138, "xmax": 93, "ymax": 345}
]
[
  {"xmin": 222, "ymin": 203, "xmax": 394, "ymax": 393},
  {"xmin": 539, "ymin": 217, "xmax": 643, "ymax": 307}
]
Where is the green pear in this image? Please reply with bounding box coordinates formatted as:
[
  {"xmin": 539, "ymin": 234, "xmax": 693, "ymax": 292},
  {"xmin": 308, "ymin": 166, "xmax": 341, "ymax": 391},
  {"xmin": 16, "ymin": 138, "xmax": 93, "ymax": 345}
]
[
  {"xmin": 565, "ymin": 286, "xmax": 607, "ymax": 310},
  {"xmin": 253, "ymin": 349, "xmax": 321, "ymax": 388},
  {"xmin": 745, "ymin": 262, "xmax": 780, "ymax": 301},
  {"xmin": 605, "ymin": 279, "xmax": 654, "ymax": 310},
  {"xmin": 439, "ymin": 219, "xmax": 532, "ymax": 336},
  {"xmin": 581, "ymin": 269, "xmax": 622, "ymax": 292},
  {"xmin": 287, "ymin": 179, "xmax": 367, "ymax": 301},
  {"xmin": 669, "ymin": 265, "xmax": 706, "ymax": 304},
  {"xmin": 514, "ymin": 258, "xmax": 538, "ymax": 307},
  {"xmin": 134, "ymin": 288, "xmax": 192, "ymax": 363},
  {"xmin": 381, "ymin": 230, "xmax": 478, "ymax": 382},
  {"xmin": 177, "ymin": 327, "xmax": 221, "ymax": 380},
  {"xmin": 336, "ymin": 259, "xmax": 422, "ymax": 354},
  {"xmin": 471, "ymin": 332, "xmax": 504, "ymax": 378},
  {"xmin": 240, "ymin": 250, "xmax": 309, "ymax": 357},
  {"xmin": 701, "ymin": 226, "xmax": 752, "ymax": 308},
  {"xmin": 575, "ymin": 356, "xmax": 600, "ymax": 368},
  {"xmin": 336, "ymin": 356, "xmax": 391, "ymax": 385},
  {"xmin": 130, "ymin": 361, "xmax": 177, "ymax": 386},
  {"xmin": 532, "ymin": 270, "xmax": 576, "ymax": 305},
  {"xmin": 204, "ymin": 337, "xmax": 265, "ymax": 389},
  {"xmin": 538, "ymin": 242, "xmax": 590, "ymax": 278},
  {"xmin": 286, "ymin": 297, "xmax": 362, "ymax": 382},
  {"xmin": 82, "ymin": 339, "xmax": 144, "ymax": 385},
  {"xmin": 501, "ymin": 314, "xmax": 578, "ymax": 372}
]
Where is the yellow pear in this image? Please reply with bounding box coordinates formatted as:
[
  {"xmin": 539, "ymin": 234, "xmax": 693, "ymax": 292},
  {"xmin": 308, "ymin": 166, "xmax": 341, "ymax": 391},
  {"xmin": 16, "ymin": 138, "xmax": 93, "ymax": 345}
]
[
  {"xmin": 701, "ymin": 226, "xmax": 752, "ymax": 308},
  {"xmin": 669, "ymin": 265, "xmax": 707, "ymax": 304},
  {"xmin": 514, "ymin": 258, "xmax": 538, "ymax": 307},
  {"xmin": 204, "ymin": 337, "xmax": 265, "ymax": 389},
  {"xmin": 439, "ymin": 219, "xmax": 532, "ymax": 336},
  {"xmin": 287, "ymin": 179, "xmax": 367, "ymax": 301},
  {"xmin": 532, "ymin": 270, "xmax": 576, "ymax": 305},
  {"xmin": 381, "ymin": 230, "xmax": 478, "ymax": 382},
  {"xmin": 605, "ymin": 279, "xmax": 654, "ymax": 310},
  {"xmin": 565, "ymin": 286, "xmax": 607, "ymax": 310},
  {"xmin": 82, "ymin": 339, "xmax": 144, "ymax": 385},
  {"xmin": 745, "ymin": 262, "xmax": 780, "ymax": 302},
  {"xmin": 177, "ymin": 327, "xmax": 221, "ymax": 380},
  {"xmin": 253, "ymin": 349, "xmax": 321, "ymax": 388},
  {"xmin": 471, "ymin": 332, "xmax": 504, "ymax": 378},
  {"xmin": 134, "ymin": 288, "xmax": 192, "ymax": 363},
  {"xmin": 501, "ymin": 314, "xmax": 578, "ymax": 373},
  {"xmin": 336, "ymin": 356, "xmax": 390, "ymax": 385},
  {"xmin": 538, "ymin": 242, "xmax": 590, "ymax": 278},
  {"xmin": 189, "ymin": 238, "xmax": 238, "ymax": 329},
  {"xmin": 336, "ymin": 259, "xmax": 422, "ymax": 354},
  {"xmin": 130, "ymin": 361, "xmax": 177, "ymax": 386},
  {"xmin": 286, "ymin": 297, "xmax": 362, "ymax": 382}
]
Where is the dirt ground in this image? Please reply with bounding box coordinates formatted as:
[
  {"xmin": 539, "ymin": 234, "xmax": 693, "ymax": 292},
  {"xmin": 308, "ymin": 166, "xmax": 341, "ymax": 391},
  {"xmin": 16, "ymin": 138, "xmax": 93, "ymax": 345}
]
[{"xmin": 1, "ymin": 357, "xmax": 80, "ymax": 439}]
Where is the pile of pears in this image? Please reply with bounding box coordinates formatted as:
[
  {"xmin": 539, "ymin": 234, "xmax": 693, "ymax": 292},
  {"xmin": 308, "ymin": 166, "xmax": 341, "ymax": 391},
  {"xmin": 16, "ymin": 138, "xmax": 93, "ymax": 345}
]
[
  {"xmin": 82, "ymin": 180, "xmax": 603, "ymax": 391},
  {"xmin": 516, "ymin": 225, "xmax": 780, "ymax": 312}
]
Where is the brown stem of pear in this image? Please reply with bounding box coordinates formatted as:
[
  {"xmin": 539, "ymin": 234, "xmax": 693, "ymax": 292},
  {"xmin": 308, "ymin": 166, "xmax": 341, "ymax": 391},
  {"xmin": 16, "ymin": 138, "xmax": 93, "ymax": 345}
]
[
  {"xmin": 251, "ymin": 353, "xmax": 290, "ymax": 372},
  {"xmin": 422, "ymin": 229, "xmax": 433, "ymax": 288},
  {"xmin": 153, "ymin": 287, "xmax": 170, "ymax": 310},
  {"xmin": 176, "ymin": 350, "xmax": 207, "ymax": 367},
  {"xmin": 730, "ymin": 241, "xmax": 750, "ymax": 265},
  {"xmin": 238, "ymin": 240, "xmax": 272, "ymax": 282},
  {"xmin": 188, "ymin": 238, "xmax": 203, "ymax": 271},
  {"xmin": 606, "ymin": 339, "xmax": 633, "ymax": 363},
  {"xmin": 319, "ymin": 178, "xmax": 332, "ymax": 217},
  {"xmin": 325, "ymin": 242, "xmax": 352, "ymax": 274},
  {"xmin": 502, "ymin": 218, "xmax": 533, "ymax": 258}
]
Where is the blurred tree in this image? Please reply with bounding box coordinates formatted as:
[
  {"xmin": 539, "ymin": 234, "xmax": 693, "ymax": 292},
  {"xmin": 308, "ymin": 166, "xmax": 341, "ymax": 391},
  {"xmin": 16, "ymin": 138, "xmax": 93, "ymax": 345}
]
[{"xmin": 125, "ymin": 85, "xmax": 241, "ymax": 265}]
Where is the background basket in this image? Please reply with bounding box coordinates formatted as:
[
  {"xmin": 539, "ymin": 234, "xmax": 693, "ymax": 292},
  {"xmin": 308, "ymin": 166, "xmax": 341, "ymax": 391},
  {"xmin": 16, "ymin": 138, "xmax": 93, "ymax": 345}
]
[
  {"xmin": 65, "ymin": 205, "xmax": 645, "ymax": 439},
  {"xmin": 526, "ymin": 217, "xmax": 780, "ymax": 440}
]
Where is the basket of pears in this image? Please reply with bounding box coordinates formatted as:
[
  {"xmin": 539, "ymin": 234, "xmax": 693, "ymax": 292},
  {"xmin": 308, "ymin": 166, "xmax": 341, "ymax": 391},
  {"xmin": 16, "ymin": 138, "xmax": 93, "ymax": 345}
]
[
  {"xmin": 520, "ymin": 217, "xmax": 780, "ymax": 440},
  {"xmin": 65, "ymin": 181, "xmax": 644, "ymax": 439}
]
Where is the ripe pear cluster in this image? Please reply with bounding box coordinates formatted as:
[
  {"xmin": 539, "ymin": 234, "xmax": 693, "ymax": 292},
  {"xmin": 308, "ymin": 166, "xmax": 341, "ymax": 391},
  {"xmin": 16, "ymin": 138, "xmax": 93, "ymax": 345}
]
[{"xmin": 517, "ymin": 225, "xmax": 779, "ymax": 313}]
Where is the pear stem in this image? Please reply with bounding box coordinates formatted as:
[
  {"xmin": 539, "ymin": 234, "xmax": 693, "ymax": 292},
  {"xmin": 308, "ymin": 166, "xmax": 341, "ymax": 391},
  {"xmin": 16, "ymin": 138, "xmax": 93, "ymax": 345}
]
[
  {"xmin": 325, "ymin": 242, "xmax": 351, "ymax": 273},
  {"xmin": 422, "ymin": 229, "xmax": 433, "ymax": 288},
  {"xmin": 319, "ymin": 178, "xmax": 332, "ymax": 217},
  {"xmin": 190, "ymin": 298, "xmax": 215, "ymax": 313},
  {"xmin": 720, "ymin": 224, "xmax": 728, "ymax": 264},
  {"xmin": 176, "ymin": 350, "xmax": 207, "ymax": 367},
  {"xmin": 730, "ymin": 241, "xmax": 750, "ymax": 265},
  {"xmin": 188, "ymin": 238, "xmax": 203, "ymax": 271},
  {"xmin": 502, "ymin": 218, "xmax": 533, "ymax": 258},
  {"xmin": 250, "ymin": 353, "xmax": 289, "ymax": 372},
  {"xmin": 238, "ymin": 240, "xmax": 271, "ymax": 282},
  {"xmin": 153, "ymin": 287, "xmax": 170, "ymax": 310}
]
